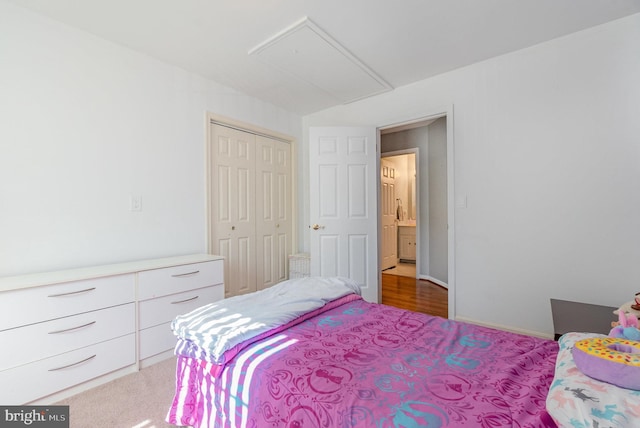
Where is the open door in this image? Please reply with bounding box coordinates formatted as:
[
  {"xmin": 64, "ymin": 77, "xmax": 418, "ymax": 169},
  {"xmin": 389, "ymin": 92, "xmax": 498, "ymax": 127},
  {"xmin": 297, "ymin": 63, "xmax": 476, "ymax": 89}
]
[
  {"xmin": 309, "ymin": 127, "xmax": 379, "ymax": 303},
  {"xmin": 380, "ymin": 158, "xmax": 397, "ymax": 270}
]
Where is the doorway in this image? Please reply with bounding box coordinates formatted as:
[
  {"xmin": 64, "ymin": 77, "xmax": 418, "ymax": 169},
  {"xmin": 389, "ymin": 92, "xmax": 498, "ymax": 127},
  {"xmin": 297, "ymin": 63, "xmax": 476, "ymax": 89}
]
[
  {"xmin": 381, "ymin": 151, "xmax": 418, "ymax": 278},
  {"xmin": 379, "ymin": 115, "xmax": 449, "ymax": 306}
]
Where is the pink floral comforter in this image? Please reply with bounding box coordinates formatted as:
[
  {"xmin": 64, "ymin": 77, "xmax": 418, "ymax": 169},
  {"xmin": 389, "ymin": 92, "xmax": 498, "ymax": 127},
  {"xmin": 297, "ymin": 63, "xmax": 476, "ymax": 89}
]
[{"xmin": 167, "ymin": 298, "xmax": 558, "ymax": 427}]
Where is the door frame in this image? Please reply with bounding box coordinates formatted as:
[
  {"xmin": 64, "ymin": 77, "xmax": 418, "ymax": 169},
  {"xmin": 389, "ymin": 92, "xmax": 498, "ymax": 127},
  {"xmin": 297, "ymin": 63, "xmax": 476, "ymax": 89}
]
[
  {"xmin": 205, "ymin": 112, "xmax": 299, "ymax": 263},
  {"xmin": 381, "ymin": 149, "xmax": 420, "ymax": 277},
  {"xmin": 378, "ymin": 106, "xmax": 455, "ymax": 319}
]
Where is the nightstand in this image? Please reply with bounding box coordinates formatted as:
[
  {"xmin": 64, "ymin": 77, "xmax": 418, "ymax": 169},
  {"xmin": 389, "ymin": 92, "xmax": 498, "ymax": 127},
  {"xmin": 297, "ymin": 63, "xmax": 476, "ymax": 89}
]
[{"xmin": 550, "ymin": 299, "xmax": 617, "ymax": 340}]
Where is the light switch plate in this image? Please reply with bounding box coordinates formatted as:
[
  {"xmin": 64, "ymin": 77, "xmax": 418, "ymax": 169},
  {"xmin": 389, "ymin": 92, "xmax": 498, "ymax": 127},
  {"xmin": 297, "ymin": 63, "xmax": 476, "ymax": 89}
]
[{"xmin": 130, "ymin": 195, "xmax": 142, "ymax": 212}]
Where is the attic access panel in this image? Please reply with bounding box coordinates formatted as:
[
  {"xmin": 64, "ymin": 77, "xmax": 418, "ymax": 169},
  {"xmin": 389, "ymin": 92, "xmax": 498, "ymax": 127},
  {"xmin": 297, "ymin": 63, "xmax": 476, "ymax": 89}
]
[{"xmin": 249, "ymin": 17, "xmax": 392, "ymax": 104}]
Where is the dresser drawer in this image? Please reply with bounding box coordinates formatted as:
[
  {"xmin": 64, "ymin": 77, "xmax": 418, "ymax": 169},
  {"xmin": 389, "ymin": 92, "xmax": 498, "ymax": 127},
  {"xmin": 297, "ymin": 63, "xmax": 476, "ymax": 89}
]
[
  {"xmin": 0, "ymin": 274, "xmax": 135, "ymax": 331},
  {"xmin": 0, "ymin": 333, "xmax": 135, "ymax": 404},
  {"xmin": 0, "ymin": 303, "xmax": 134, "ymax": 371},
  {"xmin": 137, "ymin": 260, "xmax": 223, "ymax": 300},
  {"xmin": 139, "ymin": 322, "xmax": 177, "ymax": 360},
  {"xmin": 139, "ymin": 284, "xmax": 223, "ymax": 330}
]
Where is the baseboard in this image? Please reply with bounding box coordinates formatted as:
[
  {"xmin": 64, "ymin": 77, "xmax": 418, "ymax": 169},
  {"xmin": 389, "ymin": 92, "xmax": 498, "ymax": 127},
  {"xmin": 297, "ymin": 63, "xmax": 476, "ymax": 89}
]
[
  {"xmin": 455, "ymin": 316, "xmax": 553, "ymax": 340},
  {"xmin": 139, "ymin": 349, "xmax": 175, "ymax": 369},
  {"xmin": 418, "ymin": 274, "xmax": 448, "ymax": 289}
]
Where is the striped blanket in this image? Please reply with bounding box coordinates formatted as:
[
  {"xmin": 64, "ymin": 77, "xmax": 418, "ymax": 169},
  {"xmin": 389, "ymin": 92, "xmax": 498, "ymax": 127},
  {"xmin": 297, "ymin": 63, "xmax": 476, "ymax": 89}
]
[{"xmin": 171, "ymin": 276, "xmax": 361, "ymax": 364}]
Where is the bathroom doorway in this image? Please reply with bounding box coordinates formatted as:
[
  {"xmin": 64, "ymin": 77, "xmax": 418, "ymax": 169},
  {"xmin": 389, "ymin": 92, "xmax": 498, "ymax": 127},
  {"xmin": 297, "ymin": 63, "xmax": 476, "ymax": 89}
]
[
  {"xmin": 381, "ymin": 151, "xmax": 418, "ymax": 278},
  {"xmin": 380, "ymin": 117, "xmax": 448, "ymax": 288}
]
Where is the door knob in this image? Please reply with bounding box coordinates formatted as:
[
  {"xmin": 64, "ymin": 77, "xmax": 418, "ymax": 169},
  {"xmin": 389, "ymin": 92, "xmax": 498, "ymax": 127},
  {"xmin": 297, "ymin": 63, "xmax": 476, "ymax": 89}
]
[{"xmin": 311, "ymin": 224, "xmax": 323, "ymax": 230}]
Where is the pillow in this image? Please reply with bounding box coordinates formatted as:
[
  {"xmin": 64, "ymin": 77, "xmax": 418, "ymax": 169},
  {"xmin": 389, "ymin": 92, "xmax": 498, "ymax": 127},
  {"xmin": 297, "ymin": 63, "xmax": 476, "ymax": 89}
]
[{"xmin": 572, "ymin": 336, "xmax": 640, "ymax": 390}]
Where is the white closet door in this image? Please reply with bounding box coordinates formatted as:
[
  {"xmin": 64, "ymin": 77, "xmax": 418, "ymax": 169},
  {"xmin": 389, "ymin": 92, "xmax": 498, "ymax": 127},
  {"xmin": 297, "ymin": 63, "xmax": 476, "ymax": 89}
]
[
  {"xmin": 210, "ymin": 124, "xmax": 256, "ymax": 297},
  {"xmin": 255, "ymin": 135, "xmax": 291, "ymax": 290}
]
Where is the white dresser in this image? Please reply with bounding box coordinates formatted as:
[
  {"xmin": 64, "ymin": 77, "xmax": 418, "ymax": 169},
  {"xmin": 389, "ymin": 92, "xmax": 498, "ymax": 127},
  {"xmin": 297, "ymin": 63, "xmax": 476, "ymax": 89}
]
[
  {"xmin": 137, "ymin": 260, "xmax": 224, "ymax": 361},
  {"xmin": 0, "ymin": 254, "xmax": 224, "ymax": 404}
]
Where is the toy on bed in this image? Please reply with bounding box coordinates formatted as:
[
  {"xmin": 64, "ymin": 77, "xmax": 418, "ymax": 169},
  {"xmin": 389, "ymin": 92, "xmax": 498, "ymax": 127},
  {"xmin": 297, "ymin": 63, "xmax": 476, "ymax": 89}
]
[
  {"xmin": 546, "ymin": 332, "xmax": 640, "ymax": 427},
  {"xmin": 571, "ymin": 310, "xmax": 640, "ymax": 390},
  {"xmin": 610, "ymin": 310, "xmax": 640, "ymax": 340}
]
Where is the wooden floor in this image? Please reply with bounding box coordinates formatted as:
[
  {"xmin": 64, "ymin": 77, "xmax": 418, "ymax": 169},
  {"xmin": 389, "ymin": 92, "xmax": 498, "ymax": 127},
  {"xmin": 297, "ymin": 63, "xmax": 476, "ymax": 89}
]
[{"xmin": 381, "ymin": 273, "xmax": 448, "ymax": 318}]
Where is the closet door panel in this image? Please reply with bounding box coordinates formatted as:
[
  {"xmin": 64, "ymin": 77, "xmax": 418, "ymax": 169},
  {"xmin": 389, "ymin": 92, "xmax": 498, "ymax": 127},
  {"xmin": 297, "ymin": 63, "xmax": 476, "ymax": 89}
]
[
  {"xmin": 278, "ymin": 232, "xmax": 288, "ymax": 281},
  {"xmin": 210, "ymin": 123, "xmax": 291, "ymax": 296},
  {"xmin": 256, "ymin": 136, "xmax": 291, "ymax": 290},
  {"xmin": 274, "ymin": 139, "xmax": 291, "ymax": 284},
  {"xmin": 211, "ymin": 124, "xmax": 256, "ymax": 297}
]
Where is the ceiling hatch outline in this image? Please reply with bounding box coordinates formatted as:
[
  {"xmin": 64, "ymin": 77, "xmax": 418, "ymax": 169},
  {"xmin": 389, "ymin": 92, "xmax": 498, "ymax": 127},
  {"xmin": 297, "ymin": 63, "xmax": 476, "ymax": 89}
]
[{"xmin": 248, "ymin": 16, "xmax": 392, "ymax": 105}]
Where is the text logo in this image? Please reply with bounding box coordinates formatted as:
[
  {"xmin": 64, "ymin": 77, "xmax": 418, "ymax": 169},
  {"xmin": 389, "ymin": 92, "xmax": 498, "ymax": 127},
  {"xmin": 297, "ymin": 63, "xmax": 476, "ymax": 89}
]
[{"xmin": 0, "ymin": 406, "xmax": 69, "ymax": 427}]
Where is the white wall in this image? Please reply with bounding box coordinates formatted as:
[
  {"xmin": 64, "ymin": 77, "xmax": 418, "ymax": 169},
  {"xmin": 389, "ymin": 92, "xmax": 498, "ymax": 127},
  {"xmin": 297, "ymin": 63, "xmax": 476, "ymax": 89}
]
[
  {"xmin": 0, "ymin": 1, "xmax": 302, "ymax": 277},
  {"xmin": 303, "ymin": 14, "xmax": 640, "ymax": 336}
]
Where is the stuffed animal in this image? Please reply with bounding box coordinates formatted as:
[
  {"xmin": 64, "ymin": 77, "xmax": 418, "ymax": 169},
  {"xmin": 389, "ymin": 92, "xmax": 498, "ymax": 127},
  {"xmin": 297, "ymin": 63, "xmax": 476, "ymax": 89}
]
[
  {"xmin": 609, "ymin": 311, "xmax": 640, "ymax": 341},
  {"xmin": 570, "ymin": 311, "xmax": 640, "ymax": 390},
  {"xmin": 572, "ymin": 335, "xmax": 640, "ymax": 390}
]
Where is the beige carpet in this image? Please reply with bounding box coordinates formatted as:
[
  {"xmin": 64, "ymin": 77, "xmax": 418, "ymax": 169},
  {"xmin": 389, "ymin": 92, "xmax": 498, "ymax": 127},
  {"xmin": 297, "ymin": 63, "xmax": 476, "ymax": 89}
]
[{"xmin": 55, "ymin": 357, "xmax": 181, "ymax": 428}]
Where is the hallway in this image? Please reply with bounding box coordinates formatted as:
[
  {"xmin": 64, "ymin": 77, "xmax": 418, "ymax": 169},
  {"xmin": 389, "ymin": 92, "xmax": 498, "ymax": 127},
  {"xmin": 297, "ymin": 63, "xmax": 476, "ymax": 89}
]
[{"xmin": 382, "ymin": 261, "xmax": 416, "ymax": 277}]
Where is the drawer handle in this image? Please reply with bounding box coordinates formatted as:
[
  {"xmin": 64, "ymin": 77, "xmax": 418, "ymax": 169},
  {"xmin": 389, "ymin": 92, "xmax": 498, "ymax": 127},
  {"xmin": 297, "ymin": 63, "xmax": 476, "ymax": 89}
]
[
  {"xmin": 171, "ymin": 270, "xmax": 200, "ymax": 278},
  {"xmin": 48, "ymin": 321, "xmax": 96, "ymax": 335},
  {"xmin": 48, "ymin": 354, "xmax": 96, "ymax": 371},
  {"xmin": 171, "ymin": 296, "xmax": 199, "ymax": 304},
  {"xmin": 47, "ymin": 287, "xmax": 96, "ymax": 298}
]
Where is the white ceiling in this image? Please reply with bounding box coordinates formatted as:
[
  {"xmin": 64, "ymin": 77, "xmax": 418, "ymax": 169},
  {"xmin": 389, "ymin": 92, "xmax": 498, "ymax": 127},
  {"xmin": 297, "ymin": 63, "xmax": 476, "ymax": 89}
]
[{"xmin": 8, "ymin": 0, "xmax": 640, "ymax": 115}]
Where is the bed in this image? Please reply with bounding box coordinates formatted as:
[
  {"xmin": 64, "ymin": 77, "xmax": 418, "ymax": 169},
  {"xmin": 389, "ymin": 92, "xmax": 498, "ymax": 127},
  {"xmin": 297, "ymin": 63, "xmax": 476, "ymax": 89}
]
[{"xmin": 166, "ymin": 277, "xmax": 560, "ymax": 427}]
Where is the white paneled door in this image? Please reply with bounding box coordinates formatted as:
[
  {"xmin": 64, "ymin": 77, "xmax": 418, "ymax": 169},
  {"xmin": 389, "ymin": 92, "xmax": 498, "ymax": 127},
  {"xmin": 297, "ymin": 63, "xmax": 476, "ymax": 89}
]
[
  {"xmin": 210, "ymin": 123, "xmax": 292, "ymax": 297},
  {"xmin": 255, "ymin": 135, "xmax": 291, "ymax": 290},
  {"xmin": 381, "ymin": 158, "xmax": 397, "ymax": 270},
  {"xmin": 210, "ymin": 124, "xmax": 257, "ymax": 297},
  {"xmin": 309, "ymin": 127, "xmax": 379, "ymax": 303}
]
